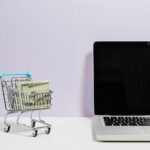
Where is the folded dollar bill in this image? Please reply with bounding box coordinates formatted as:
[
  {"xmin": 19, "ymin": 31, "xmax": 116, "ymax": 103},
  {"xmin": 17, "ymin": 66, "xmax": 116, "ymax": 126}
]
[{"xmin": 15, "ymin": 80, "xmax": 52, "ymax": 111}]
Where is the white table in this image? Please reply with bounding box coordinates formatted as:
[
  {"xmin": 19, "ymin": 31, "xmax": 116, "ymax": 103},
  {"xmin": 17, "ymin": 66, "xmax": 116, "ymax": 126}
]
[{"xmin": 0, "ymin": 117, "xmax": 150, "ymax": 150}]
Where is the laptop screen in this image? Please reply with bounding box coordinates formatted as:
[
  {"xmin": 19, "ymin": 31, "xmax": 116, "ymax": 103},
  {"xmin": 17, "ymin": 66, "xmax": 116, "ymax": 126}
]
[{"xmin": 94, "ymin": 42, "xmax": 150, "ymax": 115}]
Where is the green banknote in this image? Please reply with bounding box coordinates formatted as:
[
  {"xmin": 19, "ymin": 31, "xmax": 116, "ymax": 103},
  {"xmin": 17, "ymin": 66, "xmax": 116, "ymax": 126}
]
[{"xmin": 16, "ymin": 80, "xmax": 52, "ymax": 111}]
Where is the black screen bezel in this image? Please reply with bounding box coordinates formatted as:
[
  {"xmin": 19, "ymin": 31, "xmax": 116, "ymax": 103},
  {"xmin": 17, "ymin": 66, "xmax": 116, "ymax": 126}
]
[{"xmin": 93, "ymin": 41, "xmax": 150, "ymax": 115}]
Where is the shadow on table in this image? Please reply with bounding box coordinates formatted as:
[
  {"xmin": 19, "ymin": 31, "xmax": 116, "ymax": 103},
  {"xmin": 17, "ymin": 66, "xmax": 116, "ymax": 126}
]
[{"xmin": 82, "ymin": 52, "xmax": 94, "ymax": 117}]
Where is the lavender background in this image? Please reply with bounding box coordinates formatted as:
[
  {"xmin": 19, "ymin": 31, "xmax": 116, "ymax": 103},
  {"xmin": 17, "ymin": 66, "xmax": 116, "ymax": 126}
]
[{"xmin": 0, "ymin": 0, "xmax": 150, "ymax": 116}]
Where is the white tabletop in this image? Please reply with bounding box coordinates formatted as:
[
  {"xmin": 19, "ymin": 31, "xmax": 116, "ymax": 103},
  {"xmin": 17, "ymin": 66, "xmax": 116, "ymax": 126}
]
[{"xmin": 0, "ymin": 117, "xmax": 150, "ymax": 150}]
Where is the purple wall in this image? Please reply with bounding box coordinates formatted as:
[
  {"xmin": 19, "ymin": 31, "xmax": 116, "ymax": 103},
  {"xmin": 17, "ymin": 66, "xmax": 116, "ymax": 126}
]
[{"xmin": 0, "ymin": 0, "xmax": 149, "ymax": 116}]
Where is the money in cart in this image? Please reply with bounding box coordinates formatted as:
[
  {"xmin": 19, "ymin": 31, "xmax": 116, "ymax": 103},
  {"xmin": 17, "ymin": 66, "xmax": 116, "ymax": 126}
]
[{"xmin": 0, "ymin": 73, "xmax": 53, "ymax": 137}]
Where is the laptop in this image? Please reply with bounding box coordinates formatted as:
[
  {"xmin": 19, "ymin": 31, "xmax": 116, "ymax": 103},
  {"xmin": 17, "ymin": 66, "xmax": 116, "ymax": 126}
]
[{"xmin": 93, "ymin": 41, "xmax": 150, "ymax": 141}]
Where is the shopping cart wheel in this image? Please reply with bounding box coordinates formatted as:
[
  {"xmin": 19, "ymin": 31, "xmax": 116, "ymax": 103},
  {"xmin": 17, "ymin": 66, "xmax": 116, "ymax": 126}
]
[
  {"xmin": 45, "ymin": 127, "xmax": 51, "ymax": 134},
  {"xmin": 4, "ymin": 125, "xmax": 10, "ymax": 132},
  {"xmin": 31, "ymin": 121, "xmax": 36, "ymax": 127},
  {"xmin": 32, "ymin": 130, "xmax": 38, "ymax": 137}
]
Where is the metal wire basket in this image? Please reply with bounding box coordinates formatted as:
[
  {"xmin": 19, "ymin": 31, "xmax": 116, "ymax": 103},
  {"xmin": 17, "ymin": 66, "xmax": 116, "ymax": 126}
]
[{"xmin": 0, "ymin": 73, "xmax": 52, "ymax": 137}]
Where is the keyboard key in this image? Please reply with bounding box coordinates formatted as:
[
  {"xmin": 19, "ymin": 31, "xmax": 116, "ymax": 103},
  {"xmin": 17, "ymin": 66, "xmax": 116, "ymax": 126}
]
[{"xmin": 103, "ymin": 117, "xmax": 113, "ymax": 126}]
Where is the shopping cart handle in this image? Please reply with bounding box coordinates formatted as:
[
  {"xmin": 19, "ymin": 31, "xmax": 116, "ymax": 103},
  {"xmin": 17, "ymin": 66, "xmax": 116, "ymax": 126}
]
[{"xmin": 0, "ymin": 72, "xmax": 32, "ymax": 77}]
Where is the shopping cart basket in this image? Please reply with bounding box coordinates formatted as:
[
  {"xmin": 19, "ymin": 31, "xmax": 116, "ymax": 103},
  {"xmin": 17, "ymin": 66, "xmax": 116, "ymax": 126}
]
[{"xmin": 0, "ymin": 73, "xmax": 53, "ymax": 137}]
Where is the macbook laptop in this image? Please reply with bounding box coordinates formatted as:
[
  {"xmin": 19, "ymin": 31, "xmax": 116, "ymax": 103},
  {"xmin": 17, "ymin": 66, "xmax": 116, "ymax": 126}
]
[{"xmin": 93, "ymin": 41, "xmax": 150, "ymax": 141}]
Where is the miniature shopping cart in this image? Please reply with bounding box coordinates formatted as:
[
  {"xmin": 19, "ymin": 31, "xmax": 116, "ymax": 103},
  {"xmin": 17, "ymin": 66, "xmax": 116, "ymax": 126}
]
[{"xmin": 0, "ymin": 73, "xmax": 53, "ymax": 137}]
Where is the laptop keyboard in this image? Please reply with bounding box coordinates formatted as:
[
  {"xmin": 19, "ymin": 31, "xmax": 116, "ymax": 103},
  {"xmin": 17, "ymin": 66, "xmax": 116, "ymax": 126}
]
[{"xmin": 104, "ymin": 117, "xmax": 150, "ymax": 126}]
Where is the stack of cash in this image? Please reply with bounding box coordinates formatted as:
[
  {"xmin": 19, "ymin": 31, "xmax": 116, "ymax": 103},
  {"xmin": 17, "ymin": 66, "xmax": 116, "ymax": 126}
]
[{"xmin": 14, "ymin": 80, "xmax": 52, "ymax": 111}]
